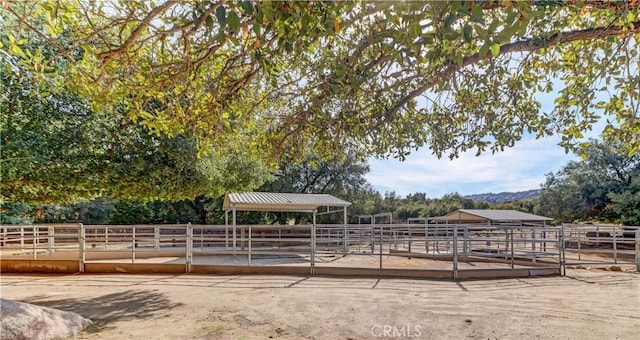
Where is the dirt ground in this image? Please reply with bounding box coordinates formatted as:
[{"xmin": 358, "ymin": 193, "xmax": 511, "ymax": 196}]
[{"xmin": 1, "ymin": 269, "xmax": 638, "ymax": 340}]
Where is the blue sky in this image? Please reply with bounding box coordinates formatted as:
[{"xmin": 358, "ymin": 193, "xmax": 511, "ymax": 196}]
[
  {"xmin": 366, "ymin": 134, "xmax": 581, "ymax": 197},
  {"xmin": 365, "ymin": 94, "xmax": 607, "ymax": 198}
]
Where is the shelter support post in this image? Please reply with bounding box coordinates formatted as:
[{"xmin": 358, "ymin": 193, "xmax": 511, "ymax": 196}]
[
  {"xmin": 343, "ymin": 206, "xmax": 348, "ymax": 253},
  {"xmin": 232, "ymin": 206, "xmax": 237, "ymax": 256},
  {"xmin": 225, "ymin": 210, "xmax": 229, "ymax": 249}
]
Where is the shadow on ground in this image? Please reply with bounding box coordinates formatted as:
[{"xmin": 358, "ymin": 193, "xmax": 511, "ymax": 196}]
[{"xmin": 21, "ymin": 289, "xmax": 183, "ymax": 331}]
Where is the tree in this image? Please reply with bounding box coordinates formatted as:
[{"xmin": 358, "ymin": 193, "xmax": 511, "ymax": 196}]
[
  {"xmin": 609, "ymin": 175, "xmax": 640, "ymax": 225},
  {"xmin": 3, "ymin": 0, "xmax": 638, "ymax": 164},
  {"xmin": 260, "ymin": 154, "xmax": 379, "ymax": 223},
  {"xmin": 535, "ymin": 140, "xmax": 640, "ymax": 223},
  {"xmin": 0, "ymin": 42, "xmax": 274, "ymax": 203},
  {"xmin": 422, "ymin": 193, "xmax": 488, "ymax": 218}
]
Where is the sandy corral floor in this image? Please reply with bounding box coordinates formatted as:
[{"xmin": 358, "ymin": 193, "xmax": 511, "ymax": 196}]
[{"xmin": 1, "ymin": 269, "xmax": 638, "ymax": 340}]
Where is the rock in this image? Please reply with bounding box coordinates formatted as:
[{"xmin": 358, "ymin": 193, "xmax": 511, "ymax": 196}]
[{"xmin": 0, "ymin": 298, "xmax": 91, "ymax": 340}]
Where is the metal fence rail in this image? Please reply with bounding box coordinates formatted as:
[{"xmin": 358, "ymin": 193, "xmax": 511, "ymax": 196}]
[
  {"xmin": 562, "ymin": 223, "xmax": 639, "ymax": 267},
  {"xmin": 2, "ymin": 223, "xmax": 638, "ymax": 276}
]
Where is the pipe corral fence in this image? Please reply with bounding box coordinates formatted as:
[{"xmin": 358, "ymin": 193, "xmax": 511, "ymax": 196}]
[{"xmin": 1, "ymin": 223, "xmax": 638, "ymax": 279}]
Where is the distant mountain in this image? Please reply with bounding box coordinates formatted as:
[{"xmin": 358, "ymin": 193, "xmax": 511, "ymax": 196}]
[{"xmin": 464, "ymin": 189, "xmax": 540, "ymax": 204}]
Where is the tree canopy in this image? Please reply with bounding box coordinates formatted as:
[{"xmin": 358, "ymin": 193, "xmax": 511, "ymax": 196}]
[
  {"xmin": 1, "ymin": 41, "xmax": 274, "ymax": 203},
  {"xmin": 3, "ymin": 0, "xmax": 639, "ymax": 161},
  {"xmin": 1, "ymin": 0, "xmax": 639, "ymax": 203}
]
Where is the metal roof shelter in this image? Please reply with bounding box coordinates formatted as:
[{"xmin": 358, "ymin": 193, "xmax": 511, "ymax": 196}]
[
  {"xmin": 222, "ymin": 192, "xmax": 352, "ymax": 253},
  {"xmin": 223, "ymin": 192, "xmax": 351, "ymax": 213},
  {"xmin": 435, "ymin": 209, "xmax": 552, "ymax": 224}
]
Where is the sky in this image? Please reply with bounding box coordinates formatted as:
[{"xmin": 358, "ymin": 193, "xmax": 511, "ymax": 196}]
[
  {"xmin": 365, "ymin": 134, "xmax": 580, "ymax": 198},
  {"xmin": 365, "ymin": 96, "xmax": 607, "ymax": 198}
]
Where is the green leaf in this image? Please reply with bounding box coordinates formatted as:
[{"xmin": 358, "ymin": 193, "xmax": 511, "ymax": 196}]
[
  {"xmin": 10, "ymin": 44, "xmax": 26, "ymax": 58},
  {"xmin": 479, "ymin": 42, "xmax": 490, "ymax": 57},
  {"xmin": 410, "ymin": 22, "xmax": 422, "ymax": 37},
  {"xmin": 456, "ymin": 7, "xmax": 472, "ymax": 17},
  {"xmin": 205, "ymin": 14, "xmax": 214, "ymax": 28},
  {"xmin": 471, "ymin": 3, "xmax": 483, "ymax": 19},
  {"xmin": 216, "ymin": 6, "xmax": 227, "ymax": 29},
  {"xmin": 475, "ymin": 24, "xmax": 488, "ymax": 39},
  {"xmin": 240, "ymin": 0, "xmax": 253, "ymax": 15},
  {"xmin": 444, "ymin": 14, "xmax": 456, "ymax": 30},
  {"xmin": 462, "ymin": 24, "xmax": 472, "ymax": 42},
  {"xmin": 490, "ymin": 43, "xmax": 500, "ymax": 57},
  {"xmin": 228, "ymin": 10, "xmax": 240, "ymax": 33},
  {"xmin": 454, "ymin": 54, "xmax": 463, "ymax": 67},
  {"xmin": 217, "ymin": 30, "xmax": 226, "ymax": 44}
]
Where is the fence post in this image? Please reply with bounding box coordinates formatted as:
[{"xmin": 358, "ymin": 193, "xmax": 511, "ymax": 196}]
[
  {"xmin": 510, "ymin": 228, "xmax": 514, "ymax": 269},
  {"xmin": 311, "ymin": 211, "xmax": 317, "ymax": 275},
  {"xmin": 613, "ymin": 225, "xmax": 618, "ymax": 264},
  {"xmin": 186, "ymin": 223, "xmax": 192, "ymax": 273},
  {"xmin": 463, "ymin": 227, "xmax": 468, "ymax": 255},
  {"xmin": 531, "ymin": 230, "xmax": 535, "ymax": 252},
  {"xmin": 154, "ymin": 226, "xmax": 160, "ymax": 251},
  {"xmin": 635, "ymin": 228, "xmax": 639, "ymax": 273},
  {"xmin": 379, "ymin": 224, "xmax": 383, "ymax": 269},
  {"xmin": 453, "ymin": 225, "xmax": 458, "ymax": 280},
  {"xmin": 408, "ymin": 227, "xmax": 412, "ymax": 257},
  {"xmin": 560, "ymin": 225, "xmax": 565, "ymax": 276},
  {"xmin": 248, "ymin": 225, "xmax": 252, "ymax": 266},
  {"xmin": 32, "ymin": 226, "xmax": 37, "ymax": 260},
  {"xmin": 241, "ymin": 228, "xmax": 245, "ymax": 251},
  {"xmin": 343, "ymin": 225, "xmax": 348, "ymax": 253},
  {"xmin": 20, "ymin": 227, "xmax": 24, "ymax": 249},
  {"xmin": 131, "ymin": 226, "xmax": 136, "ymax": 264},
  {"xmin": 48, "ymin": 226, "xmax": 54, "ymax": 253},
  {"xmin": 79, "ymin": 224, "xmax": 85, "ymax": 273},
  {"xmin": 371, "ymin": 223, "xmax": 375, "ymax": 254}
]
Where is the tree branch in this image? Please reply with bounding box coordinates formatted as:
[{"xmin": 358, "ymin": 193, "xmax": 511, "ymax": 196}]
[
  {"xmin": 387, "ymin": 21, "xmax": 640, "ymax": 116},
  {"xmin": 96, "ymin": 0, "xmax": 179, "ymax": 63}
]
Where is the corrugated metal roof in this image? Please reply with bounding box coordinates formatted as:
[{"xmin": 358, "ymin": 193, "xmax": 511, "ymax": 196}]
[
  {"xmin": 223, "ymin": 192, "xmax": 351, "ymax": 212},
  {"xmin": 438, "ymin": 209, "xmax": 552, "ymax": 222}
]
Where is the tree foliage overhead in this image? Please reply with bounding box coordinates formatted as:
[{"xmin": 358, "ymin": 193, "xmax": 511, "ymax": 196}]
[
  {"xmin": 1, "ymin": 43, "xmax": 274, "ymax": 203},
  {"xmin": 2, "ymin": 0, "xmax": 639, "ymax": 165}
]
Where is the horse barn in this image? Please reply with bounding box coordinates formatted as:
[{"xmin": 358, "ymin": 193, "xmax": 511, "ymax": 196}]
[{"xmin": 1, "ymin": 193, "xmax": 638, "ymax": 278}]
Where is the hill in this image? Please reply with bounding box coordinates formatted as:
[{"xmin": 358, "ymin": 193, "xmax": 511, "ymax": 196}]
[{"xmin": 464, "ymin": 189, "xmax": 540, "ymax": 204}]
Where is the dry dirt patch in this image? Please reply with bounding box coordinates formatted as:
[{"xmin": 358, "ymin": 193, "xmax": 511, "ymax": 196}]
[{"xmin": 1, "ymin": 269, "xmax": 638, "ymax": 339}]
